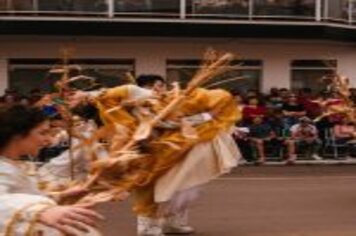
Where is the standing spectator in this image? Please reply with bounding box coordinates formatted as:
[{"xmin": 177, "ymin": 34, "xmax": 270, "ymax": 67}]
[
  {"xmin": 29, "ymin": 88, "xmax": 43, "ymax": 105},
  {"xmin": 290, "ymin": 116, "xmax": 321, "ymax": 161},
  {"xmin": 1, "ymin": 88, "xmax": 19, "ymax": 106},
  {"xmin": 18, "ymin": 96, "xmax": 30, "ymax": 106},
  {"xmin": 245, "ymin": 89, "xmax": 259, "ymax": 98},
  {"xmin": 267, "ymin": 87, "xmax": 284, "ymax": 109},
  {"xmin": 234, "ymin": 93, "xmax": 244, "ymax": 114},
  {"xmin": 298, "ymin": 88, "xmax": 322, "ymax": 119},
  {"xmin": 349, "ymin": 88, "xmax": 356, "ymax": 104},
  {"xmin": 279, "ymin": 88, "xmax": 291, "ymax": 103},
  {"xmin": 242, "ymin": 97, "xmax": 267, "ymax": 125},
  {"xmin": 282, "ymin": 93, "xmax": 306, "ymax": 129},
  {"xmin": 2, "ymin": 94, "xmax": 17, "ymax": 106}
]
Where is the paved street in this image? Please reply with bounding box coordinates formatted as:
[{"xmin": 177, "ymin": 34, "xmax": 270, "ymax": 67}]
[{"xmin": 97, "ymin": 165, "xmax": 356, "ymax": 236}]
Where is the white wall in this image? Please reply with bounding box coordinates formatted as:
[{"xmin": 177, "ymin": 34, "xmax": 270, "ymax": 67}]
[{"xmin": 0, "ymin": 36, "xmax": 356, "ymax": 93}]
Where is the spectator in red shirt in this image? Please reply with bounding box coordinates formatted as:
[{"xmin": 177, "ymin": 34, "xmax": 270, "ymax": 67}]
[
  {"xmin": 297, "ymin": 88, "xmax": 322, "ymax": 119},
  {"xmin": 242, "ymin": 97, "xmax": 266, "ymax": 124}
]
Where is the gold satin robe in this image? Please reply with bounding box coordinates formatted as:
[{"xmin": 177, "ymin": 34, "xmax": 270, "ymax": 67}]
[{"xmin": 94, "ymin": 85, "xmax": 240, "ymax": 217}]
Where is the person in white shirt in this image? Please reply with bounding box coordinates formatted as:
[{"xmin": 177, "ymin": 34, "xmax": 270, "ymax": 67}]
[
  {"xmin": 290, "ymin": 116, "xmax": 321, "ymax": 161},
  {"xmin": 0, "ymin": 105, "xmax": 103, "ymax": 236}
]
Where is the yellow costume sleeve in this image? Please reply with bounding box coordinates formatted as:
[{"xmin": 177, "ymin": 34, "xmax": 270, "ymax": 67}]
[{"xmin": 94, "ymin": 85, "xmax": 138, "ymax": 131}]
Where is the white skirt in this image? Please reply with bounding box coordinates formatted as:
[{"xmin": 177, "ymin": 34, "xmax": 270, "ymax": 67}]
[{"xmin": 154, "ymin": 130, "xmax": 241, "ymax": 213}]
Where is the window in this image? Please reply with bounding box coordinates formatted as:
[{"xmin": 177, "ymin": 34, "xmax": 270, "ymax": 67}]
[
  {"xmin": 291, "ymin": 59, "xmax": 337, "ymax": 93},
  {"xmin": 0, "ymin": 0, "xmax": 34, "ymax": 11},
  {"xmin": 37, "ymin": 0, "xmax": 107, "ymax": 13},
  {"xmin": 190, "ymin": 0, "xmax": 249, "ymax": 18},
  {"xmin": 326, "ymin": 0, "xmax": 348, "ymax": 21},
  {"xmin": 115, "ymin": 0, "xmax": 180, "ymax": 16},
  {"xmin": 8, "ymin": 59, "xmax": 135, "ymax": 95},
  {"xmin": 166, "ymin": 59, "xmax": 262, "ymax": 95},
  {"xmin": 254, "ymin": 0, "xmax": 315, "ymax": 18}
]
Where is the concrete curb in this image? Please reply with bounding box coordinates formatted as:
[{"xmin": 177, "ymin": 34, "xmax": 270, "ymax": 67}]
[{"xmin": 241, "ymin": 159, "xmax": 356, "ymax": 166}]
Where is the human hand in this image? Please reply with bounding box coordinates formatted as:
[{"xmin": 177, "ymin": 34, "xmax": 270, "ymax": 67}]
[{"xmin": 38, "ymin": 205, "xmax": 104, "ymax": 235}]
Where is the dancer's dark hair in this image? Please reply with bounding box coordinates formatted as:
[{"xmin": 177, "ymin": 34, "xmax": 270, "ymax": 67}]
[
  {"xmin": 71, "ymin": 102, "xmax": 103, "ymax": 127},
  {"xmin": 136, "ymin": 74, "xmax": 165, "ymax": 88},
  {"xmin": 0, "ymin": 105, "xmax": 47, "ymax": 151}
]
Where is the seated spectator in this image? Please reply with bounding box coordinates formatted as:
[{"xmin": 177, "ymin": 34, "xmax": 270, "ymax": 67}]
[
  {"xmin": 271, "ymin": 110, "xmax": 298, "ymax": 163},
  {"xmin": 266, "ymin": 108, "xmax": 284, "ymax": 137},
  {"xmin": 290, "ymin": 116, "xmax": 321, "ymax": 161},
  {"xmin": 249, "ymin": 117, "xmax": 274, "ymax": 164},
  {"xmin": 249, "ymin": 115, "xmax": 296, "ymax": 165},
  {"xmin": 282, "ymin": 93, "xmax": 306, "ymax": 129},
  {"xmin": 248, "ymin": 116, "xmax": 292, "ymax": 164},
  {"xmin": 242, "ymin": 97, "xmax": 266, "ymax": 124},
  {"xmin": 333, "ymin": 117, "xmax": 356, "ymax": 144},
  {"xmin": 279, "ymin": 88, "xmax": 291, "ymax": 103}
]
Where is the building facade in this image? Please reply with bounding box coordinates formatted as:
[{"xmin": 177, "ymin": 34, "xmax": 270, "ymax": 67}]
[{"xmin": 0, "ymin": 0, "xmax": 356, "ymax": 95}]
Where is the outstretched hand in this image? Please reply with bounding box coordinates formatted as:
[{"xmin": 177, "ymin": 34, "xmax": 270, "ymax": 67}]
[{"xmin": 38, "ymin": 205, "xmax": 104, "ymax": 236}]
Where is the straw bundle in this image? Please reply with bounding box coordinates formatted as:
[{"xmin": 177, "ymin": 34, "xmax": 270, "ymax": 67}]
[{"xmin": 314, "ymin": 75, "xmax": 356, "ymax": 122}]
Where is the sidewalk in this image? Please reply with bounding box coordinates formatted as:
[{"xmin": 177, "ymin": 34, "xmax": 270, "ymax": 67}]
[{"xmin": 240, "ymin": 157, "xmax": 356, "ymax": 166}]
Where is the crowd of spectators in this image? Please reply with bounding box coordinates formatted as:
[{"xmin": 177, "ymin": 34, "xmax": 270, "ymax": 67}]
[{"xmin": 234, "ymin": 87, "xmax": 356, "ymax": 164}]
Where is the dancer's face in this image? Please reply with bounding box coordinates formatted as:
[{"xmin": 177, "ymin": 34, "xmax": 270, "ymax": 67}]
[
  {"xmin": 152, "ymin": 80, "xmax": 167, "ymax": 95},
  {"xmin": 16, "ymin": 121, "xmax": 52, "ymax": 157},
  {"xmin": 67, "ymin": 90, "xmax": 88, "ymax": 108}
]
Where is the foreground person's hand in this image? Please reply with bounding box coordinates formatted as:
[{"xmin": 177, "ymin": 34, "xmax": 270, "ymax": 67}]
[{"xmin": 38, "ymin": 205, "xmax": 104, "ymax": 235}]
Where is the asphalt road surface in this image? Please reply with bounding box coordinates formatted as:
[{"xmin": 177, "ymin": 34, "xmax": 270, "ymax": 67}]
[{"xmin": 97, "ymin": 165, "xmax": 356, "ymax": 236}]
